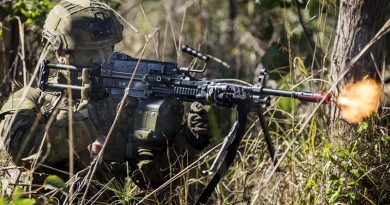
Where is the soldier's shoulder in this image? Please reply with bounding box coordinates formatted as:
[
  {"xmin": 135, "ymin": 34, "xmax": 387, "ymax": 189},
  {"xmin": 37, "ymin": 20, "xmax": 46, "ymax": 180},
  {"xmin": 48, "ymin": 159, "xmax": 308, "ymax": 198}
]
[
  {"xmin": 10, "ymin": 87, "xmax": 42, "ymax": 99},
  {"xmin": 0, "ymin": 87, "xmax": 43, "ymax": 115}
]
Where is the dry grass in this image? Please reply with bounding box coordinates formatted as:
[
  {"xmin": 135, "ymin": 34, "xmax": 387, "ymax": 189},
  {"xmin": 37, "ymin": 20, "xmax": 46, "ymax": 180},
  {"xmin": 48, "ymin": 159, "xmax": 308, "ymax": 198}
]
[{"xmin": 1, "ymin": 1, "xmax": 389, "ymax": 205}]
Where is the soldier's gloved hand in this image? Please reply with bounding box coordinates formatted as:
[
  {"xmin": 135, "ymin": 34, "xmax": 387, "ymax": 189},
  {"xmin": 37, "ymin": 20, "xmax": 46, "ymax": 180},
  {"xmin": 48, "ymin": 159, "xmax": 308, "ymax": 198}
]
[{"xmin": 186, "ymin": 102, "xmax": 211, "ymax": 150}]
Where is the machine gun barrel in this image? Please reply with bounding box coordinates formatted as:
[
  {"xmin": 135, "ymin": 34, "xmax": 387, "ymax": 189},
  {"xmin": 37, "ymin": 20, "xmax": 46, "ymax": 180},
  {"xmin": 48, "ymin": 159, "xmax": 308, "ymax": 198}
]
[
  {"xmin": 38, "ymin": 49, "xmax": 332, "ymax": 205},
  {"xmin": 261, "ymin": 88, "xmax": 331, "ymax": 104}
]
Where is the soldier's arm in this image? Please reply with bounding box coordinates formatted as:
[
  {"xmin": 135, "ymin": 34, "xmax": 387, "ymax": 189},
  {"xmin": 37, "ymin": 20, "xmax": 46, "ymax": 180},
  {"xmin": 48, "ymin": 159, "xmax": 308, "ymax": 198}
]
[{"xmin": 0, "ymin": 87, "xmax": 98, "ymax": 165}]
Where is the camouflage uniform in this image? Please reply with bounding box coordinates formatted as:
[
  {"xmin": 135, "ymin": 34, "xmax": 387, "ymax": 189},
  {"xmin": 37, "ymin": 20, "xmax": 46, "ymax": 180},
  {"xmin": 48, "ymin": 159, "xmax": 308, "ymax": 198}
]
[{"xmin": 0, "ymin": 0, "xmax": 210, "ymax": 197}]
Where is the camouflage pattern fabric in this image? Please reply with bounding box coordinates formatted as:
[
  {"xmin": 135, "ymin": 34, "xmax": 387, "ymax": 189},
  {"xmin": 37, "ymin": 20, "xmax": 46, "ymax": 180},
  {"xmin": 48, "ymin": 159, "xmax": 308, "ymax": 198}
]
[
  {"xmin": 0, "ymin": 80, "xmax": 211, "ymax": 190},
  {"xmin": 0, "ymin": 0, "xmax": 212, "ymax": 192},
  {"xmin": 0, "ymin": 87, "xmax": 98, "ymax": 166}
]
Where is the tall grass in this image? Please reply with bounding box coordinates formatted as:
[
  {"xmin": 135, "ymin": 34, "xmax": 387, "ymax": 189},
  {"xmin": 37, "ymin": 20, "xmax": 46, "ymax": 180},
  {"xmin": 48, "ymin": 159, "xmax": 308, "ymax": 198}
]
[{"xmin": 1, "ymin": 0, "xmax": 389, "ymax": 205}]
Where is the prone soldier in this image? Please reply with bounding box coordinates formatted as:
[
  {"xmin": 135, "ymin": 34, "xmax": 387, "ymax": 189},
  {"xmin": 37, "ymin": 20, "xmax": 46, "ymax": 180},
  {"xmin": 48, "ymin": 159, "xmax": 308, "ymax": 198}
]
[{"xmin": 0, "ymin": 0, "xmax": 211, "ymax": 202}]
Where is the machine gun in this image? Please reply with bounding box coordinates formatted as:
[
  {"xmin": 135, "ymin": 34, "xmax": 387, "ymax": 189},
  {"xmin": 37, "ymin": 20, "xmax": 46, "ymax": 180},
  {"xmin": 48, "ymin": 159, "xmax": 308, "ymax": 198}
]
[{"xmin": 38, "ymin": 45, "xmax": 331, "ymax": 204}]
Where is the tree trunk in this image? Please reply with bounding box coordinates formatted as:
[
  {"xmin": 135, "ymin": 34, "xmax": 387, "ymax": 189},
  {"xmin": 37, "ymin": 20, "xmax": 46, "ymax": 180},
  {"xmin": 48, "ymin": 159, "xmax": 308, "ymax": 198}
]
[
  {"xmin": 0, "ymin": 18, "xmax": 19, "ymax": 104},
  {"xmin": 329, "ymin": 0, "xmax": 385, "ymax": 132}
]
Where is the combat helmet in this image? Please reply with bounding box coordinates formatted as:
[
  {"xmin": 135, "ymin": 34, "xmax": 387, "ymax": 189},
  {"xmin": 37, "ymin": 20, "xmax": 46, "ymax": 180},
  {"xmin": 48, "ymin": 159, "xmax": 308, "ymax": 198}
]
[{"xmin": 42, "ymin": 0, "xmax": 123, "ymax": 51}]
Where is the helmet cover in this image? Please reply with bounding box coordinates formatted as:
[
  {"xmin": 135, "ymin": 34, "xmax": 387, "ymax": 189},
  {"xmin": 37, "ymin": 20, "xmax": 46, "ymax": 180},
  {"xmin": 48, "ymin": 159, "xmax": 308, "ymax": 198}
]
[{"xmin": 42, "ymin": 0, "xmax": 123, "ymax": 50}]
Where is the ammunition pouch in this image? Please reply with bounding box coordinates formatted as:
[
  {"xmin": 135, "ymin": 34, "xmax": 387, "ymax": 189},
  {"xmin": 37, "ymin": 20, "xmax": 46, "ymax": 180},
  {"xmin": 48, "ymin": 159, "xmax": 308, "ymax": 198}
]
[{"xmin": 126, "ymin": 98, "xmax": 184, "ymax": 163}]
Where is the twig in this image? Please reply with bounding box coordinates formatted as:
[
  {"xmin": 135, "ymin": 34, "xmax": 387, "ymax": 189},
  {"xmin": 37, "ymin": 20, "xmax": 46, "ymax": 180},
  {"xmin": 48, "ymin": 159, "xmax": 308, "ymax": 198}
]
[
  {"xmin": 162, "ymin": 16, "xmax": 169, "ymax": 61},
  {"xmin": 66, "ymin": 70, "xmax": 75, "ymax": 205},
  {"xmin": 15, "ymin": 17, "xmax": 27, "ymax": 87},
  {"xmin": 294, "ymin": 0, "xmax": 321, "ymax": 69},
  {"xmin": 164, "ymin": 1, "xmax": 179, "ymax": 57},
  {"xmin": 30, "ymin": 93, "xmax": 64, "ymax": 172},
  {"xmin": 38, "ymin": 163, "xmax": 70, "ymax": 176},
  {"xmin": 139, "ymin": 0, "xmax": 160, "ymax": 60},
  {"xmin": 177, "ymin": 0, "xmax": 188, "ymax": 63},
  {"xmin": 86, "ymin": 178, "xmax": 115, "ymax": 205}
]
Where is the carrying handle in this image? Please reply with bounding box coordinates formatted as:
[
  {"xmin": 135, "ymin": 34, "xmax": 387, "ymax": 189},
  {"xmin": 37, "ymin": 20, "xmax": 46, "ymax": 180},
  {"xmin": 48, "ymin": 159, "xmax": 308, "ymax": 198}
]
[{"xmin": 181, "ymin": 44, "xmax": 209, "ymax": 62}]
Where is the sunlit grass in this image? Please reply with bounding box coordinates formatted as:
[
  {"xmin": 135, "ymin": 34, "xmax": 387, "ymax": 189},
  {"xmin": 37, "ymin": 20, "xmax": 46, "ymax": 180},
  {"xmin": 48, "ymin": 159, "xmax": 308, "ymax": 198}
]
[{"xmin": 1, "ymin": 0, "xmax": 389, "ymax": 205}]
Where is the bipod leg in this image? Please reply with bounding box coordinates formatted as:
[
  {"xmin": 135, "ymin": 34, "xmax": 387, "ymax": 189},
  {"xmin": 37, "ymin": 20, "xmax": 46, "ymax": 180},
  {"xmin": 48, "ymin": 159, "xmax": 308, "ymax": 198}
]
[
  {"xmin": 257, "ymin": 108, "xmax": 283, "ymax": 172},
  {"xmin": 195, "ymin": 102, "xmax": 248, "ymax": 205}
]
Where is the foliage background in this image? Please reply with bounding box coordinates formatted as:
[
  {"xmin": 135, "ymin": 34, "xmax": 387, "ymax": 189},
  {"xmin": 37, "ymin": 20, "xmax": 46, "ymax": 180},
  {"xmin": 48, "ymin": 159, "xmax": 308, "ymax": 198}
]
[{"xmin": 0, "ymin": 0, "xmax": 389, "ymax": 204}]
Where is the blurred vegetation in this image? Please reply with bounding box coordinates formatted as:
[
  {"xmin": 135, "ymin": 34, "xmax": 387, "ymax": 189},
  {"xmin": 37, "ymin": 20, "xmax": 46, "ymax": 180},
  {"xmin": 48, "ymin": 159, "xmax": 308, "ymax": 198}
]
[
  {"xmin": 0, "ymin": 0, "xmax": 54, "ymax": 24},
  {"xmin": 0, "ymin": 0, "xmax": 389, "ymax": 204}
]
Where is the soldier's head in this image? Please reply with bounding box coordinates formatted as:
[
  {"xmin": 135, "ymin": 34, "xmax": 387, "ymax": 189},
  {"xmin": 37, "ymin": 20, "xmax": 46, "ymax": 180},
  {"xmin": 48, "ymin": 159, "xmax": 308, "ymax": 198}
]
[{"xmin": 42, "ymin": 0, "xmax": 123, "ymax": 67}]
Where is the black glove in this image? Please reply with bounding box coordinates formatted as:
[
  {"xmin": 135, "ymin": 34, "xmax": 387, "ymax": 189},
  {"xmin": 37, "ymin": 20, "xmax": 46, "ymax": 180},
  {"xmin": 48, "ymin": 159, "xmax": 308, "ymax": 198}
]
[{"xmin": 186, "ymin": 102, "xmax": 211, "ymax": 150}]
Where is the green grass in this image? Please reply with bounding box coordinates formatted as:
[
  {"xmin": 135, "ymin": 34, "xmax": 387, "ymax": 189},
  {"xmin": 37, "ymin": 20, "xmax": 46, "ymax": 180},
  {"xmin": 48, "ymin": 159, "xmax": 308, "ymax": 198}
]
[{"xmin": 1, "ymin": 0, "xmax": 389, "ymax": 204}]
